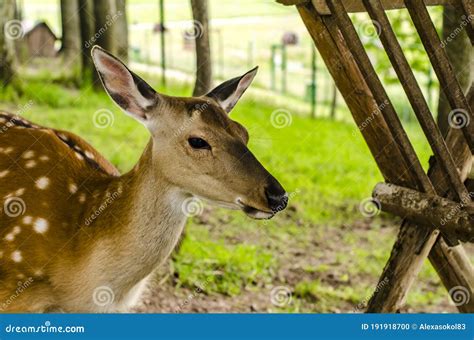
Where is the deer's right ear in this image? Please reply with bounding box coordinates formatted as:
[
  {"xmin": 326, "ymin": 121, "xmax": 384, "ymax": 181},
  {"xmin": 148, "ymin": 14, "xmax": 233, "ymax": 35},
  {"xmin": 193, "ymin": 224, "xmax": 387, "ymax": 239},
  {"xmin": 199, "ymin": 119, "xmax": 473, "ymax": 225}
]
[{"xmin": 91, "ymin": 46, "xmax": 158, "ymax": 123}]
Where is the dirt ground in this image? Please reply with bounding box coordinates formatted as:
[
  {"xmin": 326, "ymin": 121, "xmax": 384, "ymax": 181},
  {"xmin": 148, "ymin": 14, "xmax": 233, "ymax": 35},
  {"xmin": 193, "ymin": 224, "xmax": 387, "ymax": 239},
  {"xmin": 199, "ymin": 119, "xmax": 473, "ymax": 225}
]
[{"xmin": 133, "ymin": 207, "xmax": 467, "ymax": 314}]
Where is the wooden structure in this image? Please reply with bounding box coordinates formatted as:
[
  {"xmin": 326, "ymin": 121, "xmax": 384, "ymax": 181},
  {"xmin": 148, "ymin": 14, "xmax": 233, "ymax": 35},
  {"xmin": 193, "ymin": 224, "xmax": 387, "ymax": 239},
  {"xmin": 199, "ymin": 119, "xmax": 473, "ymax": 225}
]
[
  {"xmin": 278, "ymin": 0, "xmax": 474, "ymax": 312},
  {"xmin": 17, "ymin": 22, "xmax": 57, "ymax": 59}
]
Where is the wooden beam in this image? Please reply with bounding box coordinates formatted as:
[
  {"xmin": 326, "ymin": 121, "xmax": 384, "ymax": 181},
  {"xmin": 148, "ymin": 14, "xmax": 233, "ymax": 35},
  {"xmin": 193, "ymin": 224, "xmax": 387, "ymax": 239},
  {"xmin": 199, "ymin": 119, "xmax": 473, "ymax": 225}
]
[
  {"xmin": 373, "ymin": 182, "xmax": 474, "ymax": 242},
  {"xmin": 308, "ymin": 0, "xmax": 457, "ymax": 14},
  {"xmin": 295, "ymin": 1, "xmax": 474, "ymax": 313},
  {"xmin": 405, "ymin": 0, "xmax": 474, "ymax": 153},
  {"xmin": 363, "ymin": 0, "xmax": 470, "ymax": 203},
  {"xmin": 456, "ymin": 0, "xmax": 474, "ymax": 45}
]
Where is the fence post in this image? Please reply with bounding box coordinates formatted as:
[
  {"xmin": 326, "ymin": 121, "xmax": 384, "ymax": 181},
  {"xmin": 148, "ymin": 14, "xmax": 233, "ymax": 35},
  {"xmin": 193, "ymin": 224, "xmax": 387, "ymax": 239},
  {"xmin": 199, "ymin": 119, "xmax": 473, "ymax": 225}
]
[
  {"xmin": 281, "ymin": 44, "xmax": 287, "ymax": 94},
  {"xmin": 270, "ymin": 44, "xmax": 277, "ymax": 91},
  {"xmin": 310, "ymin": 46, "xmax": 317, "ymax": 118},
  {"xmin": 159, "ymin": 0, "xmax": 166, "ymax": 86}
]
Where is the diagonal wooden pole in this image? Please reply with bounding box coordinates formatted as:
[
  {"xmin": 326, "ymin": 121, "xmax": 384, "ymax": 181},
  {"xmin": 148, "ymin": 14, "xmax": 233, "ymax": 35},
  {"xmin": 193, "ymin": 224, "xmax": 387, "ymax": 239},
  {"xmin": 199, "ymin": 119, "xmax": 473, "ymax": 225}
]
[{"xmin": 295, "ymin": 1, "xmax": 474, "ymax": 312}]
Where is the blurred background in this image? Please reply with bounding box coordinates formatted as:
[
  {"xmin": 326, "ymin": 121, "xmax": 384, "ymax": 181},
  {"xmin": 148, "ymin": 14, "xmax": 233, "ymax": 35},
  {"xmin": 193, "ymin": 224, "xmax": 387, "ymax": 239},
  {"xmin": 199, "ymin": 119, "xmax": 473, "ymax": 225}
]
[{"xmin": 0, "ymin": 0, "xmax": 472, "ymax": 312}]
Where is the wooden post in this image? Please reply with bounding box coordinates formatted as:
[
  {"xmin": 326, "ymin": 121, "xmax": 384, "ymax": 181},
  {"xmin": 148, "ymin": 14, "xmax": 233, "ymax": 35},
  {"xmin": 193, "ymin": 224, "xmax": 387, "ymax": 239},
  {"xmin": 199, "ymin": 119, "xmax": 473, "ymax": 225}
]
[
  {"xmin": 296, "ymin": 2, "xmax": 474, "ymax": 312},
  {"xmin": 373, "ymin": 182, "xmax": 474, "ymax": 242}
]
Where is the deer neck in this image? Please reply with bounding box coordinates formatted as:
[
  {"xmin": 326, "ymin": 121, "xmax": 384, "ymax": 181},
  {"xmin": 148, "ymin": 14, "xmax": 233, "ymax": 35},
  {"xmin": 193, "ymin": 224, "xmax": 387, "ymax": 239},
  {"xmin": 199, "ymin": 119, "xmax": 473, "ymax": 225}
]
[{"xmin": 79, "ymin": 140, "xmax": 188, "ymax": 293}]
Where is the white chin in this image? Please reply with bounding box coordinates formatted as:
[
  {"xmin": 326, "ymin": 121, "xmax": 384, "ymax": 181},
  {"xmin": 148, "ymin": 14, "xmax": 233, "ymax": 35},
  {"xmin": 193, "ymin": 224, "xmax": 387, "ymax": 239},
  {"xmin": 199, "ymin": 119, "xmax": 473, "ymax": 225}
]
[{"xmin": 245, "ymin": 210, "xmax": 275, "ymax": 220}]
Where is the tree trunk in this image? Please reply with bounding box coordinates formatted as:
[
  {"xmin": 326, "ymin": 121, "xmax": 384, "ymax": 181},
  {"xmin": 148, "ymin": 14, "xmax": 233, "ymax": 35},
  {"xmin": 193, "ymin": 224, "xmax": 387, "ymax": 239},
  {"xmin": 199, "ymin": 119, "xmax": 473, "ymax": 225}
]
[
  {"xmin": 437, "ymin": 5, "xmax": 472, "ymax": 137},
  {"xmin": 60, "ymin": 0, "xmax": 82, "ymax": 84},
  {"xmin": 92, "ymin": 0, "xmax": 118, "ymax": 87},
  {"xmin": 115, "ymin": 0, "xmax": 128, "ymax": 62},
  {"xmin": 78, "ymin": 0, "xmax": 95, "ymax": 79},
  {"xmin": 191, "ymin": 0, "xmax": 212, "ymax": 96},
  {"xmin": 0, "ymin": 0, "xmax": 17, "ymax": 87}
]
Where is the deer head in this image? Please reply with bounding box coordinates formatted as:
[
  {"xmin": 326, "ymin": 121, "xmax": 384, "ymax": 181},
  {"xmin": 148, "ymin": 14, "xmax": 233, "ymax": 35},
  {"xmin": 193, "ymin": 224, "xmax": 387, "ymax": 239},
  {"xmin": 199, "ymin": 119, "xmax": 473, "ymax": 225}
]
[{"xmin": 92, "ymin": 46, "xmax": 288, "ymax": 219}]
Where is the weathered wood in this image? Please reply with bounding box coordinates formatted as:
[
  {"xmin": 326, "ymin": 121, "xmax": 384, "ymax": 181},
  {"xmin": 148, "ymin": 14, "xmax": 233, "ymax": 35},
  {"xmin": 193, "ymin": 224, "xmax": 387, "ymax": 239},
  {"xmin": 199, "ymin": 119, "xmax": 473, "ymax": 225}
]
[
  {"xmin": 373, "ymin": 183, "xmax": 474, "ymax": 241},
  {"xmin": 308, "ymin": 0, "xmax": 457, "ymax": 14},
  {"xmin": 327, "ymin": 0, "xmax": 434, "ymax": 194},
  {"xmin": 456, "ymin": 0, "xmax": 474, "ymax": 45},
  {"xmin": 363, "ymin": 0, "xmax": 470, "ymax": 203},
  {"xmin": 405, "ymin": 0, "xmax": 474, "ymax": 153},
  {"xmin": 295, "ymin": 1, "xmax": 474, "ymax": 313},
  {"xmin": 296, "ymin": 3, "xmax": 413, "ymax": 187},
  {"xmin": 277, "ymin": 0, "xmax": 307, "ymax": 5}
]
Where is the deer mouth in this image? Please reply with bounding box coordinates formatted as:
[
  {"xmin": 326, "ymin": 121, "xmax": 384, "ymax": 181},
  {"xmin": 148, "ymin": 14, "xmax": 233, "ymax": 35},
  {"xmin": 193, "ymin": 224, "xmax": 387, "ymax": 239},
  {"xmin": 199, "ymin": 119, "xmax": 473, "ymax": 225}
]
[{"xmin": 237, "ymin": 199, "xmax": 275, "ymax": 220}]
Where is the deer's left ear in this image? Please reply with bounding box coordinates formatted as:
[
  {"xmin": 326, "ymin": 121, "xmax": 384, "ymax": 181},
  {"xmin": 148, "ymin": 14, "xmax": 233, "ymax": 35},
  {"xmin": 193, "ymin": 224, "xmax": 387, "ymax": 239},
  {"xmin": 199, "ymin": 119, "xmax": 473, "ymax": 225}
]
[
  {"xmin": 206, "ymin": 66, "xmax": 258, "ymax": 113},
  {"xmin": 91, "ymin": 45, "xmax": 159, "ymax": 123}
]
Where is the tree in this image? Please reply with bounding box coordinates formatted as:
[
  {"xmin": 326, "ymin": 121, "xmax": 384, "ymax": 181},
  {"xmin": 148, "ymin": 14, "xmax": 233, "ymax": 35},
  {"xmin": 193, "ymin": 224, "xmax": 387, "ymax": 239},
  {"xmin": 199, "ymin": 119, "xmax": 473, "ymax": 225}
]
[
  {"xmin": 0, "ymin": 0, "xmax": 17, "ymax": 88},
  {"xmin": 190, "ymin": 0, "xmax": 212, "ymax": 96},
  {"xmin": 78, "ymin": 0, "xmax": 95, "ymax": 79},
  {"xmin": 115, "ymin": 0, "xmax": 128, "ymax": 62},
  {"xmin": 92, "ymin": 0, "xmax": 118, "ymax": 87},
  {"xmin": 60, "ymin": 0, "xmax": 82, "ymax": 83},
  {"xmin": 437, "ymin": 5, "xmax": 472, "ymax": 136}
]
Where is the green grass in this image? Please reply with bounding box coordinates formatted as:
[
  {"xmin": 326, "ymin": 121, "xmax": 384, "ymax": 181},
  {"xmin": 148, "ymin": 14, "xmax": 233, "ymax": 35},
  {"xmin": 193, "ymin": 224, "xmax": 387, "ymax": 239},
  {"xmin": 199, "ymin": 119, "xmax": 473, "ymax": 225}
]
[{"xmin": 2, "ymin": 73, "xmax": 451, "ymax": 312}]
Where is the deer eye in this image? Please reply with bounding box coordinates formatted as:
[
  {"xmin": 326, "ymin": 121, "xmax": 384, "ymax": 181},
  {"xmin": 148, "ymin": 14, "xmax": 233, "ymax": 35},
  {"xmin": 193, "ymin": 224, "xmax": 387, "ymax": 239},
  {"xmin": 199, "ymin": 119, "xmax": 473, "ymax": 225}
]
[{"xmin": 188, "ymin": 137, "xmax": 210, "ymax": 150}]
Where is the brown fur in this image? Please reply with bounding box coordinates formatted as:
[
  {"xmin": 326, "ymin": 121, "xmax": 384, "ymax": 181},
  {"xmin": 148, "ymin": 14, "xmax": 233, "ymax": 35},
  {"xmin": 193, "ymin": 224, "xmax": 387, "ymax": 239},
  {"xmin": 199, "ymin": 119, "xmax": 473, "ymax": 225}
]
[{"xmin": 0, "ymin": 47, "xmax": 286, "ymax": 312}]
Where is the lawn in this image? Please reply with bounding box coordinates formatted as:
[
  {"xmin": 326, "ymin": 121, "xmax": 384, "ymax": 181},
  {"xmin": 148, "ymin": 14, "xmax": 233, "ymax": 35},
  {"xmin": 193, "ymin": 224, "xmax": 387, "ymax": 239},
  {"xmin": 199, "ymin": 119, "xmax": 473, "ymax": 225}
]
[{"xmin": 1, "ymin": 71, "xmax": 459, "ymax": 312}]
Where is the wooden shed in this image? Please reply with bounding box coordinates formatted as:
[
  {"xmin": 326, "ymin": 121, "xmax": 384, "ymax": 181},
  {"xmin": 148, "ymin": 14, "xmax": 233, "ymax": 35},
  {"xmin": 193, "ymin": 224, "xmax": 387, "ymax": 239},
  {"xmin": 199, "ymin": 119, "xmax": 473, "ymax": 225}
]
[{"xmin": 18, "ymin": 21, "xmax": 58, "ymax": 58}]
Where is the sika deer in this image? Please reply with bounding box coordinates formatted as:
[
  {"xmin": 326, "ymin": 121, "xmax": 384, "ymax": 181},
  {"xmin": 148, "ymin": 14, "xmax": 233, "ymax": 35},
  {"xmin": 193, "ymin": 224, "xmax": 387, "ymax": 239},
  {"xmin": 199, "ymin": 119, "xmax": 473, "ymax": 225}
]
[{"xmin": 0, "ymin": 46, "xmax": 288, "ymax": 312}]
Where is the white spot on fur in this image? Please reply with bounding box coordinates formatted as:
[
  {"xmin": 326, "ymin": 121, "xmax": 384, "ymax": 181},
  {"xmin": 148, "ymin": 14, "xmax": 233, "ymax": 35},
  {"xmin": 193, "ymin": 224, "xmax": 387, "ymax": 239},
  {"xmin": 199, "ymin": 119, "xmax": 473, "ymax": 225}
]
[
  {"xmin": 22, "ymin": 150, "xmax": 35, "ymax": 159},
  {"xmin": 35, "ymin": 177, "xmax": 49, "ymax": 190},
  {"xmin": 17, "ymin": 273, "xmax": 25, "ymax": 279},
  {"xmin": 78, "ymin": 193, "xmax": 86, "ymax": 203},
  {"xmin": 25, "ymin": 160, "xmax": 36, "ymax": 168},
  {"xmin": 69, "ymin": 183, "xmax": 78, "ymax": 194},
  {"xmin": 39, "ymin": 155, "xmax": 49, "ymax": 161},
  {"xmin": 0, "ymin": 170, "xmax": 9, "ymax": 178},
  {"xmin": 4, "ymin": 147, "xmax": 14, "ymax": 154},
  {"xmin": 85, "ymin": 151, "xmax": 95, "ymax": 159},
  {"xmin": 75, "ymin": 152, "xmax": 84, "ymax": 160},
  {"xmin": 22, "ymin": 216, "xmax": 33, "ymax": 225},
  {"xmin": 11, "ymin": 250, "xmax": 22, "ymax": 262},
  {"xmin": 5, "ymin": 233, "xmax": 14, "ymax": 241},
  {"xmin": 33, "ymin": 218, "xmax": 48, "ymax": 233},
  {"xmin": 15, "ymin": 188, "xmax": 25, "ymax": 196}
]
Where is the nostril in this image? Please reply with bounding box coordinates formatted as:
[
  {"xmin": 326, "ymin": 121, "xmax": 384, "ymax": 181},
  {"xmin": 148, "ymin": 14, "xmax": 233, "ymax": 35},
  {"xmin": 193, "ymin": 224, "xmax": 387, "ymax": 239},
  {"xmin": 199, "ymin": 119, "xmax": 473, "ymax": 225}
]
[{"xmin": 265, "ymin": 187, "xmax": 288, "ymax": 213}]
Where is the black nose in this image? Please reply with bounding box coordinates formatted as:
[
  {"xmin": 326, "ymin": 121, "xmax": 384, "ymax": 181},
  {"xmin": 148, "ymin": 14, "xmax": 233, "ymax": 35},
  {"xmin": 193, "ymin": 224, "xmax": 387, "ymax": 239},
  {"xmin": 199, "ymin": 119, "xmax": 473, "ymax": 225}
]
[{"xmin": 265, "ymin": 182, "xmax": 288, "ymax": 213}]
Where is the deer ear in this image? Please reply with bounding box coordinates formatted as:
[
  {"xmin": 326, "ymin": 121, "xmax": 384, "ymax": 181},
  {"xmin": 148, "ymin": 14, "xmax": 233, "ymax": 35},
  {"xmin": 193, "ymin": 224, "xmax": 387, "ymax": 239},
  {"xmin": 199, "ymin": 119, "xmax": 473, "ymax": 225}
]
[
  {"xmin": 206, "ymin": 67, "xmax": 258, "ymax": 113},
  {"xmin": 91, "ymin": 45, "xmax": 158, "ymax": 122}
]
